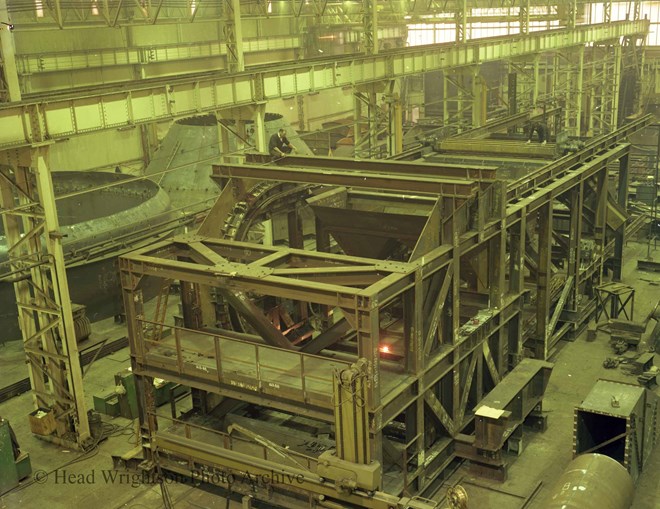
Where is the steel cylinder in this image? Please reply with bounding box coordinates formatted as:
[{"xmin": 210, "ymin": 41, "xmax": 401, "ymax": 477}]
[{"xmin": 543, "ymin": 454, "xmax": 634, "ymax": 509}]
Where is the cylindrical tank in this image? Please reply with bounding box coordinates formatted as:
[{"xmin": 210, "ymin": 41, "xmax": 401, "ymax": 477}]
[{"xmin": 543, "ymin": 454, "xmax": 634, "ymax": 509}]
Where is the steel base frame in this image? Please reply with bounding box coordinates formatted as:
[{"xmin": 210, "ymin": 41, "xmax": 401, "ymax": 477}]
[{"xmin": 119, "ymin": 116, "xmax": 651, "ymax": 509}]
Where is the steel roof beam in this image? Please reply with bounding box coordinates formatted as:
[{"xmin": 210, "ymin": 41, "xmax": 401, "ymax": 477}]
[{"xmin": 0, "ymin": 20, "xmax": 647, "ymax": 150}]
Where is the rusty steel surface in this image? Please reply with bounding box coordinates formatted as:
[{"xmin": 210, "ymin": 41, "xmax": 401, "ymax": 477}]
[
  {"xmin": 119, "ymin": 116, "xmax": 651, "ymax": 509},
  {"xmin": 212, "ymin": 162, "xmax": 481, "ymax": 197},
  {"xmin": 246, "ymin": 152, "xmax": 499, "ymax": 180}
]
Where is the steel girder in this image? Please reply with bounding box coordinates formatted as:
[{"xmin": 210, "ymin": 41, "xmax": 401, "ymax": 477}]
[
  {"xmin": 0, "ymin": 147, "xmax": 90, "ymax": 446},
  {"xmin": 120, "ymin": 117, "xmax": 649, "ymax": 507},
  {"xmin": 0, "ymin": 20, "xmax": 648, "ymax": 150}
]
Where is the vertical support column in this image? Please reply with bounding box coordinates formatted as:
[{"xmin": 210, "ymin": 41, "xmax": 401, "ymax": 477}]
[
  {"xmin": 134, "ymin": 369, "xmax": 157, "ymax": 461},
  {"xmin": 286, "ymin": 204, "xmax": 308, "ymax": 314},
  {"xmin": 637, "ymin": 42, "xmax": 645, "ymax": 115},
  {"xmin": 611, "ymin": 43, "xmax": 622, "ymax": 129},
  {"xmin": 355, "ymin": 303, "xmax": 382, "ymax": 464},
  {"xmin": 594, "ymin": 169, "xmax": 609, "ymax": 284},
  {"xmin": 354, "ymin": 93, "xmax": 363, "ymax": 153},
  {"xmin": 287, "ymin": 208, "xmax": 304, "ymax": 250},
  {"xmin": 565, "ymin": 53, "xmax": 574, "ymax": 134},
  {"xmin": 587, "ymin": 53, "xmax": 596, "ymax": 136},
  {"xmin": 0, "ymin": 0, "xmax": 21, "ymax": 101},
  {"xmin": 223, "ymin": 0, "xmax": 245, "ymax": 72},
  {"xmin": 471, "ymin": 67, "xmax": 485, "ymax": 128},
  {"xmin": 442, "ymin": 73, "xmax": 450, "ymax": 126},
  {"xmin": 451, "ymin": 236, "xmax": 461, "ymax": 343},
  {"xmin": 575, "ymin": 46, "xmax": 585, "ymax": 136},
  {"xmin": 412, "ymin": 271, "xmax": 425, "ymax": 489},
  {"xmin": 0, "ymin": 148, "xmax": 91, "ymax": 445},
  {"xmin": 490, "ymin": 228, "xmax": 506, "ymax": 373},
  {"xmin": 296, "ymin": 95, "xmax": 306, "ymax": 132},
  {"xmin": 315, "ymin": 217, "xmax": 330, "ymax": 252},
  {"xmin": 603, "ymin": 0, "xmax": 612, "ymax": 24},
  {"xmin": 532, "ymin": 55, "xmax": 541, "ymax": 106},
  {"xmin": 253, "ymin": 103, "xmax": 266, "ymax": 153},
  {"xmin": 536, "ymin": 202, "xmax": 553, "ymax": 360},
  {"xmin": 0, "ymin": 167, "xmax": 43, "ymax": 408},
  {"xmin": 333, "ymin": 359, "xmax": 370, "ymax": 464},
  {"xmin": 489, "ymin": 232, "xmax": 505, "ymax": 310},
  {"xmin": 315, "ymin": 217, "xmax": 330, "ymax": 328},
  {"xmin": 120, "ymin": 267, "xmax": 145, "ymax": 364},
  {"xmin": 567, "ymin": 185, "xmax": 584, "ymax": 311},
  {"xmin": 566, "ymin": 0, "xmax": 577, "ymax": 28},
  {"xmin": 613, "ymin": 152, "xmax": 629, "ymax": 281},
  {"xmin": 508, "ymin": 214, "xmax": 526, "ymax": 367},
  {"xmin": 180, "ymin": 281, "xmax": 203, "ymax": 329},
  {"xmin": 367, "ymin": 90, "xmax": 378, "ymax": 156},
  {"xmin": 362, "ymin": 0, "xmax": 378, "ymax": 55},
  {"xmin": 507, "ymin": 71, "xmax": 517, "ymax": 134},
  {"xmin": 455, "ymin": 0, "xmax": 467, "ymax": 43},
  {"xmin": 35, "ymin": 151, "xmax": 90, "ymax": 441},
  {"xmin": 386, "ymin": 90, "xmax": 403, "ymax": 156},
  {"xmin": 519, "ymin": 0, "xmax": 530, "ymax": 35},
  {"xmin": 551, "ymin": 53, "xmax": 560, "ymax": 110},
  {"xmin": 139, "ymin": 123, "xmax": 159, "ymax": 171}
]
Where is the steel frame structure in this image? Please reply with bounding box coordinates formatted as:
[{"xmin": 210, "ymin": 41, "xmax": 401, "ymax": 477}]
[
  {"xmin": 0, "ymin": 146, "xmax": 90, "ymax": 446},
  {"xmin": 119, "ymin": 114, "xmax": 651, "ymax": 507},
  {"xmin": 0, "ymin": 20, "xmax": 647, "ymax": 150}
]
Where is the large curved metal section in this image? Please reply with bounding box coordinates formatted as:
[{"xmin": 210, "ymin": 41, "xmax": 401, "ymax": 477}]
[
  {"xmin": 222, "ymin": 181, "xmax": 319, "ymax": 242},
  {"xmin": 543, "ymin": 454, "xmax": 634, "ymax": 509},
  {"xmin": 217, "ymin": 181, "xmax": 320, "ymax": 332},
  {"xmin": 0, "ymin": 171, "xmax": 175, "ymax": 342},
  {"xmin": 58, "ymin": 171, "xmax": 174, "ymax": 261},
  {"xmin": 0, "ymin": 171, "xmax": 173, "ymax": 263}
]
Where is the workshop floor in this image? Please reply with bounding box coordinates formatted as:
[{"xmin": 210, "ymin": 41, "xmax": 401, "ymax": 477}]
[
  {"xmin": 441, "ymin": 240, "xmax": 660, "ymax": 509},
  {"xmin": 0, "ymin": 240, "xmax": 659, "ymax": 509}
]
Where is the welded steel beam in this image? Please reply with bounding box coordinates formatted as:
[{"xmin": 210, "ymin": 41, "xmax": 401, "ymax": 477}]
[
  {"xmin": 507, "ymin": 114, "xmax": 652, "ymax": 201},
  {"xmin": 246, "ymin": 153, "xmax": 498, "ymax": 180},
  {"xmin": 213, "ymin": 163, "xmax": 480, "ymax": 197},
  {"xmin": 0, "ymin": 20, "xmax": 648, "ymax": 149},
  {"xmin": 438, "ymin": 139, "xmax": 557, "ymax": 158},
  {"xmin": 122, "ymin": 235, "xmax": 418, "ymax": 305},
  {"xmin": 445, "ymin": 108, "xmax": 561, "ymax": 141},
  {"xmin": 16, "ymin": 36, "xmax": 301, "ymax": 77}
]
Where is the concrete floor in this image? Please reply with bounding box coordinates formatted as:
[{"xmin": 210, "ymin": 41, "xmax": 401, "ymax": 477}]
[
  {"xmin": 1, "ymin": 241, "xmax": 659, "ymax": 509},
  {"xmin": 440, "ymin": 240, "xmax": 660, "ymax": 509}
]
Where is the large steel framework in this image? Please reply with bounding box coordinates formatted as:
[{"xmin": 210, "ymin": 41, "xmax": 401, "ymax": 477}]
[
  {"xmin": 0, "ymin": 147, "xmax": 90, "ymax": 446},
  {"xmin": 0, "ymin": 20, "xmax": 647, "ymax": 150},
  {"xmin": 119, "ymin": 114, "xmax": 651, "ymax": 507}
]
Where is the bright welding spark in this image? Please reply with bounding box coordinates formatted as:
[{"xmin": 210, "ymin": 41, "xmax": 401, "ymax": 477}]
[{"xmin": 379, "ymin": 345, "xmax": 390, "ymax": 354}]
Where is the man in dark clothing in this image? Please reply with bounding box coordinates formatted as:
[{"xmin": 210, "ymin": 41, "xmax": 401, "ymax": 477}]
[
  {"xmin": 269, "ymin": 129, "xmax": 296, "ymax": 158},
  {"xmin": 526, "ymin": 121, "xmax": 548, "ymax": 144}
]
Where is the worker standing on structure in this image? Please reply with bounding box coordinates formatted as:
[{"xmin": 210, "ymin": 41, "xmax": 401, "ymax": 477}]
[
  {"xmin": 526, "ymin": 106, "xmax": 549, "ymax": 144},
  {"xmin": 269, "ymin": 129, "xmax": 296, "ymax": 159},
  {"xmin": 526, "ymin": 121, "xmax": 549, "ymax": 144}
]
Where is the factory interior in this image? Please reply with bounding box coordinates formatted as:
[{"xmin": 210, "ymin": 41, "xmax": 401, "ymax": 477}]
[{"xmin": 1, "ymin": 1, "xmax": 660, "ymax": 508}]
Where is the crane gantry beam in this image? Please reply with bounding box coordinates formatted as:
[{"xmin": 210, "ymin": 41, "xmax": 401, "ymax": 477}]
[{"xmin": 0, "ymin": 19, "xmax": 648, "ymax": 151}]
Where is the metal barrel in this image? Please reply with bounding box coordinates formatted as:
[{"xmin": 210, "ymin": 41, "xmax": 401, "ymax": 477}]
[{"xmin": 543, "ymin": 454, "xmax": 634, "ymax": 509}]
